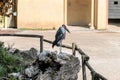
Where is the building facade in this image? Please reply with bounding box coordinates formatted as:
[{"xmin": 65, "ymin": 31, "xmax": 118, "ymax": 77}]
[
  {"xmin": 0, "ymin": 0, "xmax": 109, "ymax": 29},
  {"xmin": 109, "ymin": 0, "xmax": 120, "ymax": 19}
]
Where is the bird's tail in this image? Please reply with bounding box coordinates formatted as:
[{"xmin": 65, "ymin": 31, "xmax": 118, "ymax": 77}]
[{"xmin": 52, "ymin": 40, "xmax": 57, "ymax": 48}]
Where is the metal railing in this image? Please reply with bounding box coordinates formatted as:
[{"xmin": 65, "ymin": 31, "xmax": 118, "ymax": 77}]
[{"xmin": 0, "ymin": 34, "xmax": 107, "ymax": 80}]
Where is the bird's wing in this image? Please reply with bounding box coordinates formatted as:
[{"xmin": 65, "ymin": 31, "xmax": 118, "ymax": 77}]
[
  {"xmin": 55, "ymin": 28, "xmax": 64, "ymax": 41},
  {"xmin": 55, "ymin": 28, "xmax": 62, "ymax": 39}
]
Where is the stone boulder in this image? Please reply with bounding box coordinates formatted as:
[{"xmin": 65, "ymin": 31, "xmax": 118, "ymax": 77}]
[
  {"xmin": 23, "ymin": 51, "xmax": 80, "ymax": 80},
  {"xmin": 8, "ymin": 47, "xmax": 38, "ymax": 61}
]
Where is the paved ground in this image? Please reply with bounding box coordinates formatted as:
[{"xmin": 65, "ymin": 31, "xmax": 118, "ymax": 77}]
[{"xmin": 0, "ymin": 25, "xmax": 120, "ymax": 80}]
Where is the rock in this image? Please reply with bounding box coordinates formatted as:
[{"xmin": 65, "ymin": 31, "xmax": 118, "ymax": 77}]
[
  {"xmin": 8, "ymin": 72, "xmax": 21, "ymax": 79},
  {"xmin": 37, "ymin": 51, "xmax": 57, "ymax": 63},
  {"xmin": 23, "ymin": 51, "xmax": 80, "ymax": 80},
  {"xmin": 20, "ymin": 48, "xmax": 38, "ymax": 60},
  {"xmin": 24, "ymin": 65, "xmax": 39, "ymax": 78},
  {"xmin": 8, "ymin": 72, "xmax": 25, "ymax": 80},
  {"xmin": 8, "ymin": 48, "xmax": 20, "ymax": 54},
  {"xmin": 8, "ymin": 47, "xmax": 38, "ymax": 60},
  {"xmin": 8, "ymin": 50, "xmax": 80, "ymax": 80}
]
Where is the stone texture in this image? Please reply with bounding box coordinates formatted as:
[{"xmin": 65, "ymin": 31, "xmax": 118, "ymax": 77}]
[
  {"xmin": 24, "ymin": 51, "xmax": 80, "ymax": 80},
  {"xmin": 8, "ymin": 47, "xmax": 38, "ymax": 60}
]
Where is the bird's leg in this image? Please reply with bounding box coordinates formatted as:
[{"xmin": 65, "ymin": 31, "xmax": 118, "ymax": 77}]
[{"xmin": 59, "ymin": 40, "xmax": 62, "ymax": 53}]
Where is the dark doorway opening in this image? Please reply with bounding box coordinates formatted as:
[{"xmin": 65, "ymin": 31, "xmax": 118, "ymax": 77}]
[
  {"xmin": 108, "ymin": 19, "xmax": 120, "ymax": 23},
  {"xmin": 108, "ymin": 19, "xmax": 120, "ymax": 27}
]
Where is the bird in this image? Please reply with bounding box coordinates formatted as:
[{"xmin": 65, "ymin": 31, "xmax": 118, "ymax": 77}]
[{"xmin": 52, "ymin": 24, "xmax": 70, "ymax": 53}]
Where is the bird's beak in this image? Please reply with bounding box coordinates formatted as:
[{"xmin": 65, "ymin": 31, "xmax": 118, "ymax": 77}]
[{"xmin": 65, "ymin": 27, "xmax": 70, "ymax": 33}]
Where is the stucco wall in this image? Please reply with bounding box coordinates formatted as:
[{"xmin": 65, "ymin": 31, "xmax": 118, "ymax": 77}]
[
  {"xmin": 17, "ymin": 0, "xmax": 107, "ymax": 29},
  {"xmin": 67, "ymin": 0, "xmax": 91, "ymax": 26},
  {"xmin": 18, "ymin": 0, "xmax": 64, "ymax": 29}
]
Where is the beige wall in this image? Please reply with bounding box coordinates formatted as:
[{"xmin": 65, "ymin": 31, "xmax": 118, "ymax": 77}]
[
  {"xmin": 17, "ymin": 0, "xmax": 108, "ymax": 29},
  {"xmin": 18, "ymin": 0, "xmax": 64, "ymax": 29},
  {"xmin": 67, "ymin": 0, "xmax": 91, "ymax": 26}
]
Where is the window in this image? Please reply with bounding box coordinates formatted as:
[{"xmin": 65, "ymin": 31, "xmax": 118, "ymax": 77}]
[{"xmin": 114, "ymin": 1, "xmax": 118, "ymax": 5}]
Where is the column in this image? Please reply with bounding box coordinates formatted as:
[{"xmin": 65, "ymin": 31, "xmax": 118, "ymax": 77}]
[
  {"xmin": 63, "ymin": 0, "xmax": 67, "ymax": 25},
  {"xmin": 90, "ymin": 0, "xmax": 95, "ymax": 29},
  {"xmin": 94, "ymin": 0, "xmax": 108, "ymax": 29}
]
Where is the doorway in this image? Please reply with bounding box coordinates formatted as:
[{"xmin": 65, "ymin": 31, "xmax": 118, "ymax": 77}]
[{"xmin": 67, "ymin": 0, "xmax": 91, "ymax": 27}]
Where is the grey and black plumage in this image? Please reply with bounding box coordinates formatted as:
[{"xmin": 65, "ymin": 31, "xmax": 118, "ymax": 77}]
[{"xmin": 52, "ymin": 24, "xmax": 70, "ymax": 52}]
